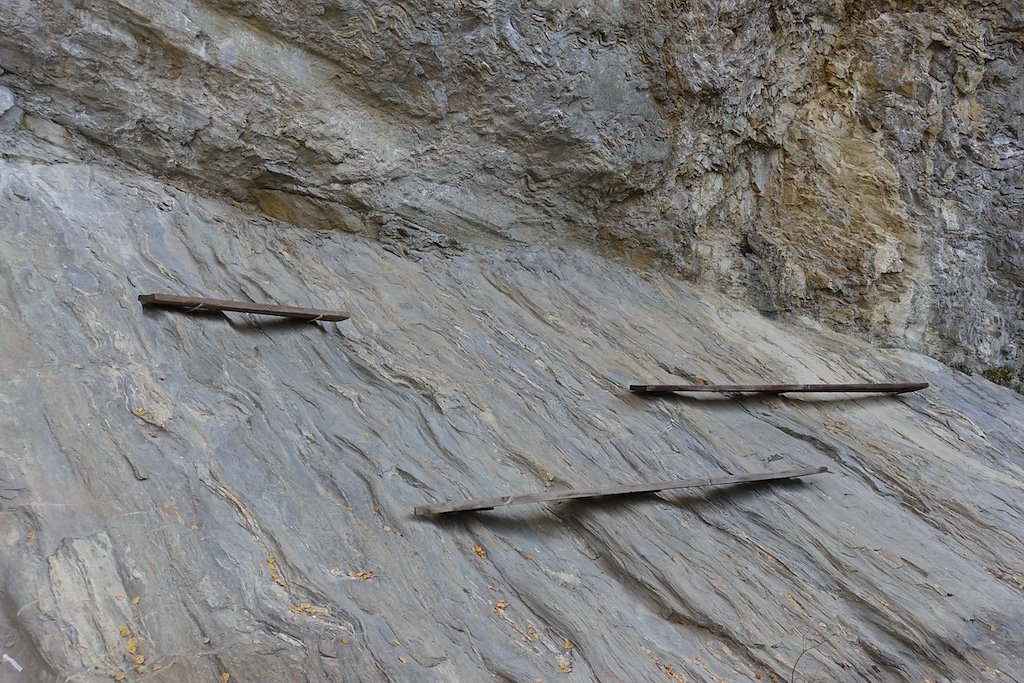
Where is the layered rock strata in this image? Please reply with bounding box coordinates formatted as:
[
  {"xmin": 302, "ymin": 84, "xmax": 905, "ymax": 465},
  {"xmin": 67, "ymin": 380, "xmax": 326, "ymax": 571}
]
[
  {"xmin": 1, "ymin": 1, "xmax": 1021, "ymax": 377},
  {"xmin": 1, "ymin": 128, "xmax": 1022, "ymax": 682}
]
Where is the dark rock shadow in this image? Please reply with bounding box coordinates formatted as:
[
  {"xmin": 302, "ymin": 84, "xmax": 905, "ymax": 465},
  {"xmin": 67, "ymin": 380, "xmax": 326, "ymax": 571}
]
[
  {"xmin": 226, "ymin": 316, "xmax": 322, "ymax": 334},
  {"xmin": 141, "ymin": 307, "xmax": 344, "ymax": 337},
  {"xmin": 141, "ymin": 307, "xmax": 228, "ymax": 322},
  {"xmin": 620, "ymin": 391, "xmax": 918, "ymax": 408},
  {"xmin": 416, "ymin": 478, "xmax": 815, "ymax": 531}
]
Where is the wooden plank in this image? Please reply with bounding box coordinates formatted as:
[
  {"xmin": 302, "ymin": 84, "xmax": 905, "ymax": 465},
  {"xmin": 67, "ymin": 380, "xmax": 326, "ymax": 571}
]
[
  {"xmin": 139, "ymin": 293, "xmax": 350, "ymax": 322},
  {"xmin": 629, "ymin": 382, "xmax": 928, "ymax": 395},
  {"xmin": 413, "ymin": 466, "xmax": 828, "ymax": 516}
]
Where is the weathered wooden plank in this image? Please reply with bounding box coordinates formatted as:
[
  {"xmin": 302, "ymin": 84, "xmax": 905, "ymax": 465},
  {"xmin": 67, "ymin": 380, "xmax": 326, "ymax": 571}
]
[
  {"xmin": 629, "ymin": 382, "xmax": 928, "ymax": 395},
  {"xmin": 414, "ymin": 466, "xmax": 828, "ymax": 516},
  {"xmin": 139, "ymin": 293, "xmax": 350, "ymax": 322}
]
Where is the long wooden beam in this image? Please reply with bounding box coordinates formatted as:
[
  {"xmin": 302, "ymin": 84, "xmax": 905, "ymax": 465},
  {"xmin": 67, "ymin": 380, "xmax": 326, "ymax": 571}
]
[
  {"xmin": 629, "ymin": 382, "xmax": 928, "ymax": 395},
  {"xmin": 413, "ymin": 466, "xmax": 828, "ymax": 516},
  {"xmin": 139, "ymin": 293, "xmax": 350, "ymax": 322}
]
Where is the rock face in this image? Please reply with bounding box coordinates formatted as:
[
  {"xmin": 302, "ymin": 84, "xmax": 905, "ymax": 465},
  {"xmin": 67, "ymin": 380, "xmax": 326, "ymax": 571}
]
[
  {"xmin": 1, "ymin": 3, "xmax": 1023, "ymax": 682},
  {"xmin": 3, "ymin": 127, "xmax": 1024, "ymax": 683},
  {"xmin": 1, "ymin": 1, "xmax": 1022, "ymax": 378}
]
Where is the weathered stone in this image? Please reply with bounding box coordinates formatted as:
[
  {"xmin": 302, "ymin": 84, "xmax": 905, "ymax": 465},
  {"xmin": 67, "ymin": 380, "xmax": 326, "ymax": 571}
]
[
  {"xmin": 1, "ymin": 2, "xmax": 1021, "ymax": 378},
  {"xmin": 1, "ymin": 3, "xmax": 1023, "ymax": 682},
  {"xmin": 1, "ymin": 127, "xmax": 1023, "ymax": 682},
  {"xmin": 0, "ymin": 85, "xmax": 21, "ymax": 131},
  {"xmin": 22, "ymin": 115, "xmax": 73, "ymax": 150},
  {"xmin": 0, "ymin": 86, "xmax": 14, "ymax": 116}
]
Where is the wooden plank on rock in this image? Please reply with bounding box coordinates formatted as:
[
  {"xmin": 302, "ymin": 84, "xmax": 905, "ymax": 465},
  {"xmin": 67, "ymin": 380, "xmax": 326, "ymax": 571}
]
[
  {"xmin": 139, "ymin": 293, "xmax": 350, "ymax": 322},
  {"xmin": 414, "ymin": 466, "xmax": 828, "ymax": 516},
  {"xmin": 629, "ymin": 382, "xmax": 928, "ymax": 395}
]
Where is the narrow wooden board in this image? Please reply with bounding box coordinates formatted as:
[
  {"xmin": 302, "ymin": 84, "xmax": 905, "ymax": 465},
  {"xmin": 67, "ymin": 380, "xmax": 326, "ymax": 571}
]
[
  {"xmin": 629, "ymin": 382, "xmax": 928, "ymax": 395},
  {"xmin": 414, "ymin": 466, "xmax": 828, "ymax": 516},
  {"xmin": 139, "ymin": 293, "xmax": 350, "ymax": 322}
]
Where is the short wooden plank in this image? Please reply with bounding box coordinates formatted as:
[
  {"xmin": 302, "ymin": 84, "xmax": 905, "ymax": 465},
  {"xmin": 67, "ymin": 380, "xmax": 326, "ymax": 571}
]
[
  {"xmin": 629, "ymin": 382, "xmax": 928, "ymax": 394},
  {"xmin": 139, "ymin": 293, "xmax": 350, "ymax": 322},
  {"xmin": 413, "ymin": 466, "xmax": 828, "ymax": 516}
]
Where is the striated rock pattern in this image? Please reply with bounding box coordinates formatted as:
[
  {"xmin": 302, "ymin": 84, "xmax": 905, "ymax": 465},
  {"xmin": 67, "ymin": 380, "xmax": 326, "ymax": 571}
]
[
  {"xmin": 2, "ymin": 128, "xmax": 1024, "ymax": 682},
  {"xmin": 1, "ymin": 1, "xmax": 1022, "ymax": 379},
  {"xmin": 2, "ymin": 2, "xmax": 1024, "ymax": 682}
]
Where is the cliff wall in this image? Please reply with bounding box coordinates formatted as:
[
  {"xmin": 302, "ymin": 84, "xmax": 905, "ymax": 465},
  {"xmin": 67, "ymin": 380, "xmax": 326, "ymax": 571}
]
[
  {"xmin": 1, "ymin": 3, "xmax": 1023, "ymax": 682},
  {"xmin": 2, "ymin": 1, "xmax": 1021, "ymax": 376}
]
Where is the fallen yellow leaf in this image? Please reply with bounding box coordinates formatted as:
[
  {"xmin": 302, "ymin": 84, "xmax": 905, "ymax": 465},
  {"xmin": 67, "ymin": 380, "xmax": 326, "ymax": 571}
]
[
  {"xmin": 472, "ymin": 543, "xmax": 487, "ymax": 560},
  {"xmin": 347, "ymin": 570, "xmax": 376, "ymax": 580},
  {"xmin": 559, "ymin": 661, "xmax": 573, "ymax": 673},
  {"xmin": 134, "ymin": 655, "xmax": 145, "ymax": 665},
  {"xmin": 219, "ymin": 674, "xmax": 230, "ymax": 683},
  {"xmin": 112, "ymin": 673, "xmax": 125, "ymax": 681},
  {"xmin": 290, "ymin": 603, "xmax": 318, "ymax": 615},
  {"xmin": 564, "ymin": 640, "xmax": 574, "ymax": 650},
  {"xmin": 125, "ymin": 637, "xmax": 139, "ymax": 655},
  {"xmin": 118, "ymin": 625, "xmax": 129, "ymax": 638},
  {"xmin": 267, "ymin": 555, "xmax": 288, "ymax": 586},
  {"xmin": 202, "ymin": 637, "xmax": 211, "ymax": 645},
  {"xmin": 131, "ymin": 596, "xmax": 140, "ymax": 605}
]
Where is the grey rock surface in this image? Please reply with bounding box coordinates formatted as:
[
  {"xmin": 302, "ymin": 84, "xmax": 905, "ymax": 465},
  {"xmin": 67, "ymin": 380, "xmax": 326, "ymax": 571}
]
[
  {"xmin": 0, "ymin": 86, "xmax": 21, "ymax": 132},
  {"xmin": 1, "ymin": 1, "xmax": 1022, "ymax": 380},
  {"xmin": 2, "ymin": 129, "xmax": 1023, "ymax": 682}
]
